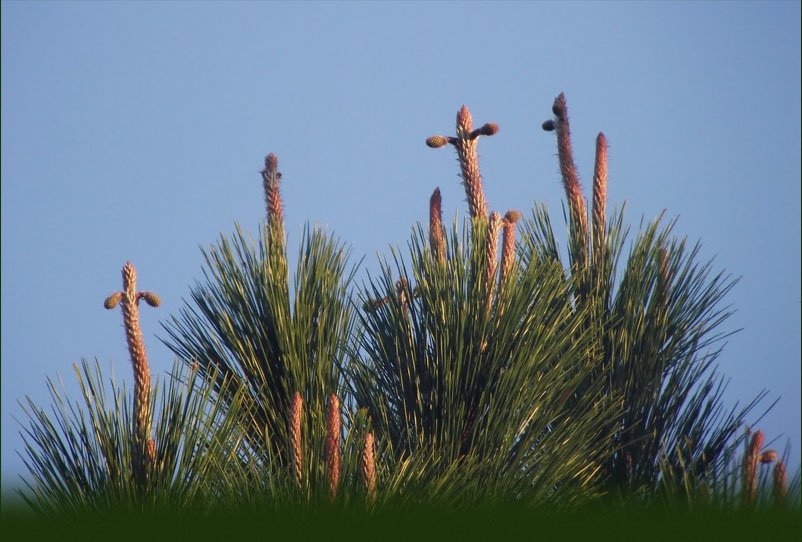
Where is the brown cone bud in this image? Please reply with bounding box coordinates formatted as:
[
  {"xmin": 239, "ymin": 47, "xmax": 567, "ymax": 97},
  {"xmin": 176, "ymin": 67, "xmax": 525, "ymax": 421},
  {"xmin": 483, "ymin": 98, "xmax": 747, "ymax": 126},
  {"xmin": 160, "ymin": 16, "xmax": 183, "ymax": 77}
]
[
  {"xmin": 542, "ymin": 120, "xmax": 556, "ymax": 132},
  {"xmin": 504, "ymin": 210, "xmax": 521, "ymax": 224},
  {"xmin": 141, "ymin": 292, "xmax": 161, "ymax": 307},
  {"xmin": 472, "ymin": 122, "xmax": 499, "ymax": 138},
  {"xmin": 760, "ymin": 450, "xmax": 779, "ymax": 464},
  {"xmin": 104, "ymin": 292, "xmax": 122, "ymax": 309},
  {"xmin": 426, "ymin": 135, "xmax": 450, "ymax": 148}
]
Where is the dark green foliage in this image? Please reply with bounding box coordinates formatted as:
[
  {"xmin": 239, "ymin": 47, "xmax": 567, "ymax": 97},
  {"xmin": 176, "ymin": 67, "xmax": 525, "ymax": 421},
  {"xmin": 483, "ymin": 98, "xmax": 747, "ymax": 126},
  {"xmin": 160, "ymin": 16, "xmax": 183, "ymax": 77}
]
[
  {"xmin": 162, "ymin": 223, "xmax": 363, "ymax": 501},
  {"xmin": 16, "ymin": 360, "xmax": 243, "ymax": 515},
  {"xmin": 521, "ymin": 204, "xmax": 766, "ymax": 498},
  {"xmin": 349, "ymin": 218, "xmax": 619, "ymax": 505}
]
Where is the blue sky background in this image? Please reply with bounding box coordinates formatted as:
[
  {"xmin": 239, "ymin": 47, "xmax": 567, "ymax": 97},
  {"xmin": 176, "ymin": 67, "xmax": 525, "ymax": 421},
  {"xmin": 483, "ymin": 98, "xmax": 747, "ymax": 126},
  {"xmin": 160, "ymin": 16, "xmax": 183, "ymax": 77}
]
[{"xmin": 2, "ymin": 1, "xmax": 800, "ymax": 492}]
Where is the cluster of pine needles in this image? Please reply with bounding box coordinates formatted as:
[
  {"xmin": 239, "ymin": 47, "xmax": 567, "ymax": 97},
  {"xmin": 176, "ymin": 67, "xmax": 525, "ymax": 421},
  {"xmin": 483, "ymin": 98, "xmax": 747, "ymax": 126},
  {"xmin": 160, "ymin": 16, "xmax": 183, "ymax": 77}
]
[{"xmin": 6, "ymin": 95, "xmax": 800, "ymax": 535}]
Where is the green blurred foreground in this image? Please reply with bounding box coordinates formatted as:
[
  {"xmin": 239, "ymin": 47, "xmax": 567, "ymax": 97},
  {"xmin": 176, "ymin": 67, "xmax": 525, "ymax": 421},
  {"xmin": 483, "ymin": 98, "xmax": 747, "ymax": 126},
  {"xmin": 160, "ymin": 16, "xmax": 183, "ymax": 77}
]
[{"xmin": 2, "ymin": 498, "xmax": 800, "ymax": 542}]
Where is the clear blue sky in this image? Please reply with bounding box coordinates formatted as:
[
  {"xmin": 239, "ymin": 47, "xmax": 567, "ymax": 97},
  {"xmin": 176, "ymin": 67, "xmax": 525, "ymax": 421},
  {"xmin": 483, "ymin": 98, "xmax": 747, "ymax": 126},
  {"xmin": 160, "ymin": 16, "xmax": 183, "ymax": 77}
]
[{"xmin": 2, "ymin": 1, "xmax": 800, "ymax": 492}]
